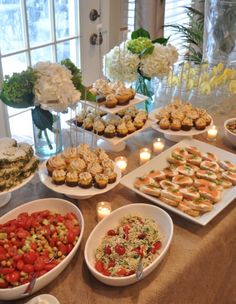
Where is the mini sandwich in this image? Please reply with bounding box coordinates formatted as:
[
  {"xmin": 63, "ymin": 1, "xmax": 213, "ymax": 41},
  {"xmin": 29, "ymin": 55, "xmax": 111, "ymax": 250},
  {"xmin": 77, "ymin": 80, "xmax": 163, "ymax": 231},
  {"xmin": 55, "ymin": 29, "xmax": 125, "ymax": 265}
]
[
  {"xmin": 214, "ymin": 178, "xmax": 232, "ymax": 189},
  {"xmin": 167, "ymin": 155, "xmax": 186, "ymax": 166},
  {"xmin": 134, "ymin": 176, "xmax": 157, "ymax": 189},
  {"xmin": 194, "ymin": 178, "xmax": 217, "ymax": 189},
  {"xmin": 200, "ymin": 161, "xmax": 220, "ymax": 172},
  {"xmin": 160, "ymin": 188, "xmax": 183, "ymax": 202},
  {"xmin": 177, "ymin": 164, "xmax": 195, "ymax": 177},
  {"xmin": 219, "ymin": 160, "xmax": 236, "ymax": 173},
  {"xmin": 147, "ymin": 170, "xmax": 166, "ymax": 181},
  {"xmin": 172, "ymin": 147, "xmax": 189, "ymax": 160},
  {"xmin": 196, "ymin": 170, "xmax": 217, "ymax": 181},
  {"xmin": 186, "ymin": 146, "xmax": 202, "ymax": 156},
  {"xmin": 187, "ymin": 154, "xmax": 202, "ymax": 166},
  {"xmin": 159, "ymin": 196, "xmax": 179, "ymax": 207},
  {"xmin": 201, "ymin": 152, "xmax": 218, "ymax": 162},
  {"xmin": 198, "ymin": 186, "xmax": 222, "ymax": 203},
  {"xmin": 222, "ymin": 171, "xmax": 236, "ymax": 185},
  {"xmin": 172, "ymin": 175, "xmax": 193, "ymax": 187},
  {"xmin": 177, "ymin": 201, "xmax": 200, "ymax": 217},
  {"xmin": 163, "ymin": 166, "xmax": 178, "ymax": 178},
  {"xmin": 160, "ymin": 180, "xmax": 179, "ymax": 190},
  {"xmin": 179, "ymin": 187, "xmax": 200, "ymax": 200},
  {"xmin": 139, "ymin": 184, "xmax": 161, "ymax": 197},
  {"xmin": 183, "ymin": 198, "xmax": 213, "ymax": 213}
]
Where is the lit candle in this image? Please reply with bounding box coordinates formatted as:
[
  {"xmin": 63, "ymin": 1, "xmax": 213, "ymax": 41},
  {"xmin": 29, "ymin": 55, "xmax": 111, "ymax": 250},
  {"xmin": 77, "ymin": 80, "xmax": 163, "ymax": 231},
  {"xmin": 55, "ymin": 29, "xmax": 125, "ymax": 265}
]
[
  {"xmin": 207, "ymin": 125, "xmax": 218, "ymax": 141},
  {"xmin": 139, "ymin": 148, "xmax": 151, "ymax": 165},
  {"xmin": 153, "ymin": 138, "xmax": 165, "ymax": 154},
  {"xmin": 96, "ymin": 201, "xmax": 112, "ymax": 222},
  {"xmin": 115, "ymin": 156, "xmax": 128, "ymax": 173}
]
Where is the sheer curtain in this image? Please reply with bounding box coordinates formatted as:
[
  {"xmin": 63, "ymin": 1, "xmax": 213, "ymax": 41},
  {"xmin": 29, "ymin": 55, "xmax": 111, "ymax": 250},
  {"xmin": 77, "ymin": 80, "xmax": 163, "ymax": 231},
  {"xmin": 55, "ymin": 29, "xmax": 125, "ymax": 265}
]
[{"xmin": 135, "ymin": 0, "xmax": 165, "ymax": 38}]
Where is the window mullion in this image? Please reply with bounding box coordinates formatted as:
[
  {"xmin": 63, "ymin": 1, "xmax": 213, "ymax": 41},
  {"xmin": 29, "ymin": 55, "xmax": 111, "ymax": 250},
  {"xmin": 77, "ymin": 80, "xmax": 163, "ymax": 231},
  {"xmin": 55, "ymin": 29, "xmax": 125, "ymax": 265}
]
[
  {"xmin": 49, "ymin": 0, "xmax": 57, "ymax": 62},
  {"xmin": 20, "ymin": 0, "xmax": 31, "ymax": 66}
]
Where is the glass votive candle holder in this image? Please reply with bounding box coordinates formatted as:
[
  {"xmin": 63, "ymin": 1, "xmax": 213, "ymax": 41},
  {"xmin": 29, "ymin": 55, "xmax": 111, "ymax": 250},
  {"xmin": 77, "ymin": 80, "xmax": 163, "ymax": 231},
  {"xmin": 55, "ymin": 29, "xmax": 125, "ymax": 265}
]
[
  {"xmin": 153, "ymin": 138, "xmax": 165, "ymax": 154},
  {"xmin": 139, "ymin": 147, "xmax": 151, "ymax": 165},
  {"xmin": 96, "ymin": 201, "xmax": 112, "ymax": 222},
  {"xmin": 115, "ymin": 156, "xmax": 128, "ymax": 173},
  {"xmin": 207, "ymin": 125, "xmax": 218, "ymax": 141}
]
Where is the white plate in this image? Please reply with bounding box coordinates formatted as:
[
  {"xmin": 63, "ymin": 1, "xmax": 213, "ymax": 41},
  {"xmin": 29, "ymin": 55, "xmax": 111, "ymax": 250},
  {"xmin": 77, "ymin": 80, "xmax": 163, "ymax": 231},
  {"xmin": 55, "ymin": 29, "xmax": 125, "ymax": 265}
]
[
  {"xmin": 80, "ymin": 93, "xmax": 148, "ymax": 115},
  {"xmin": 25, "ymin": 294, "xmax": 60, "ymax": 304},
  {"xmin": 120, "ymin": 138, "xmax": 236, "ymax": 226},
  {"xmin": 149, "ymin": 108, "xmax": 213, "ymax": 138},
  {"xmin": 67, "ymin": 119, "xmax": 152, "ymax": 146},
  {"xmin": 38, "ymin": 162, "xmax": 122, "ymax": 199},
  {"xmin": 85, "ymin": 203, "xmax": 173, "ymax": 286}
]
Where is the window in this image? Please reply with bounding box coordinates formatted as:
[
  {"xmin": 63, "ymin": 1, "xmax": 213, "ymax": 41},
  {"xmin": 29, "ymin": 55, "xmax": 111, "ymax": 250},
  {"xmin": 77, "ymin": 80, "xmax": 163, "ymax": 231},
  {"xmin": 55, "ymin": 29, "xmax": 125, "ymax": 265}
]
[
  {"xmin": 164, "ymin": 0, "xmax": 192, "ymax": 59},
  {"xmin": 127, "ymin": 0, "xmax": 136, "ymax": 38},
  {"xmin": 0, "ymin": 0, "xmax": 80, "ymax": 143}
]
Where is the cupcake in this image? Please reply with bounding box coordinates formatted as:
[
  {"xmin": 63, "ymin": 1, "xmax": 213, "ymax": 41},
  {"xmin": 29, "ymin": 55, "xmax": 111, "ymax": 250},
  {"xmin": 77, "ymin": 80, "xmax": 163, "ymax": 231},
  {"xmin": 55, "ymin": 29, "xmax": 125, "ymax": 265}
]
[
  {"xmin": 65, "ymin": 171, "xmax": 78, "ymax": 187},
  {"xmin": 122, "ymin": 114, "xmax": 132, "ymax": 123},
  {"xmin": 181, "ymin": 117, "xmax": 193, "ymax": 131},
  {"xmin": 94, "ymin": 173, "xmax": 109, "ymax": 189},
  {"xmin": 201, "ymin": 113, "xmax": 212, "ymax": 126},
  {"xmin": 68, "ymin": 158, "xmax": 86, "ymax": 174},
  {"xmin": 83, "ymin": 151, "xmax": 98, "ymax": 164},
  {"xmin": 133, "ymin": 117, "xmax": 144, "ymax": 130},
  {"xmin": 82, "ymin": 117, "xmax": 93, "ymax": 131},
  {"xmin": 159, "ymin": 118, "xmax": 170, "ymax": 130},
  {"xmin": 78, "ymin": 172, "xmax": 93, "ymax": 188},
  {"xmin": 171, "ymin": 110, "xmax": 185, "ymax": 122},
  {"xmin": 195, "ymin": 117, "xmax": 206, "ymax": 130},
  {"xmin": 126, "ymin": 106, "xmax": 138, "ymax": 119},
  {"xmin": 128, "ymin": 87, "xmax": 136, "ymax": 99},
  {"xmin": 52, "ymin": 169, "xmax": 66, "ymax": 185},
  {"xmin": 87, "ymin": 162, "xmax": 103, "ymax": 177},
  {"xmin": 126, "ymin": 120, "xmax": 137, "ymax": 134},
  {"xmin": 104, "ymin": 124, "xmax": 116, "ymax": 138},
  {"xmin": 136, "ymin": 110, "xmax": 148, "ymax": 122},
  {"xmin": 115, "ymin": 87, "xmax": 132, "ymax": 105},
  {"xmin": 105, "ymin": 94, "xmax": 118, "ymax": 108},
  {"xmin": 109, "ymin": 80, "xmax": 124, "ymax": 93},
  {"xmin": 93, "ymin": 120, "xmax": 105, "ymax": 135},
  {"xmin": 77, "ymin": 143, "xmax": 90, "ymax": 157},
  {"xmin": 102, "ymin": 159, "xmax": 115, "ymax": 171},
  {"xmin": 187, "ymin": 110, "xmax": 199, "ymax": 121},
  {"xmin": 46, "ymin": 155, "xmax": 66, "ymax": 176},
  {"xmin": 62, "ymin": 147, "xmax": 78, "ymax": 164},
  {"xmin": 104, "ymin": 168, "xmax": 117, "ymax": 184},
  {"xmin": 170, "ymin": 119, "xmax": 182, "ymax": 131},
  {"xmin": 117, "ymin": 122, "xmax": 128, "ymax": 137},
  {"xmin": 75, "ymin": 113, "xmax": 85, "ymax": 127},
  {"xmin": 117, "ymin": 109, "xmax": 126, "ymax": 118}
]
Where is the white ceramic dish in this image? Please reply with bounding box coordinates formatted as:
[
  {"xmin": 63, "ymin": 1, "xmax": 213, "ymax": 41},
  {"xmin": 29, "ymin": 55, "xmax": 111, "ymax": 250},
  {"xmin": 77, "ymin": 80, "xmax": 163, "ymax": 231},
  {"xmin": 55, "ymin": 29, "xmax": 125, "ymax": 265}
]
[
  {"xmin": 38, "ymin": 162, "xmax": 121, "ymax": 200},
  {"xmin": 80, "ymin": 93, "xmax": 148, "ymax": 115},
  {"xmin": 0, "ymin": 198, "xmax": 84, "ymax": 301},
  {"xmin": 121, "ymin": 138, "xmax": 236, "ymax": 226},
  {"xmin": 224, "ymin": 118, "xmax": 236, "ymax": 147},
  {"xmin": 84, "ymin": 203, "xmax": 173, "ymax": 286},
  {"xmin": 149, "ymin": 108, "xmax": 213, "ymax": 142},
  {"xmin": 25, "ymin": 294, "xmax": 60, "ymax": 304}
]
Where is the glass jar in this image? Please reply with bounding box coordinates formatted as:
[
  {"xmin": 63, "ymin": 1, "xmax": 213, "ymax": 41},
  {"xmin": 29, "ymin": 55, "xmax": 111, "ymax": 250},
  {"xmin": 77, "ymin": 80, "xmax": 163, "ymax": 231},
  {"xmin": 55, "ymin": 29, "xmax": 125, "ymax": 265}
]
[{"xmin": 203, "ymin": 0, "xmax": 236, "ymax": 66}]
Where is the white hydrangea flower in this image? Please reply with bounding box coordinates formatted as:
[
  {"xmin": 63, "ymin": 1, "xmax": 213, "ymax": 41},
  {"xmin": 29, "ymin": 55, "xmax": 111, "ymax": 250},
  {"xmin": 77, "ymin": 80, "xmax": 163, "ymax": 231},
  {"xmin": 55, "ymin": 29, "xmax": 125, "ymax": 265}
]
[
  {"xmin": 140, "ymin": 44, "xmax": 178, "ymax": 78},
  {"xmin": 34, "ymin": 62, "xmax": 81, "ymax": 112},
  {"xmin": 103, "ymin": 41, "xmax": 140, "ymax": 83}
]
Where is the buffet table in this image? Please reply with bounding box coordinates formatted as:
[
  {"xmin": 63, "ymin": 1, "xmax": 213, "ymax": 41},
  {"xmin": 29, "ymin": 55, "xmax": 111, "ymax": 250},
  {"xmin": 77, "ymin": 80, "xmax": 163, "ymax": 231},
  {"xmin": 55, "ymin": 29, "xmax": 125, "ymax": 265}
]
[{"xmin": 0, "ymin": 112, "xmax": 236, "ymax": 304}]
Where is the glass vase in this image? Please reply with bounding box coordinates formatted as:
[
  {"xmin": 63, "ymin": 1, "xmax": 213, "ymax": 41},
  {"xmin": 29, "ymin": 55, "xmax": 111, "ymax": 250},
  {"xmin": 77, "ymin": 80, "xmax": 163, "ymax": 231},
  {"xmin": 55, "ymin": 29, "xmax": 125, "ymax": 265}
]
[{"xmin": 32, "ymin": 113, "xmax": 62, "ymax": 159}]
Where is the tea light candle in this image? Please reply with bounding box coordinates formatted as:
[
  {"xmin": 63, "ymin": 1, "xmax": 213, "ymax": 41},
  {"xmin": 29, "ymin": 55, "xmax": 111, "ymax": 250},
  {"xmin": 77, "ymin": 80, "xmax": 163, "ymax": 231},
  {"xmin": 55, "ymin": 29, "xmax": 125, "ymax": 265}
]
[
  {"xmin": 153, "ymin": 138, "xmax": 165, "ymax": 154},
  {"xmin": 139, "ymin": 148, "xmax": 151, "ymax": 165},
  {"xmin": 96, "ymin": 201, "xmax": 112, "ymax": 222},
  {"xmin": 115, "ymin": 156, "xmax": 128, "ymax": 173},
  {"xmin": 207, "ymin": 125, "xmax": 218, "ymax": 141}
]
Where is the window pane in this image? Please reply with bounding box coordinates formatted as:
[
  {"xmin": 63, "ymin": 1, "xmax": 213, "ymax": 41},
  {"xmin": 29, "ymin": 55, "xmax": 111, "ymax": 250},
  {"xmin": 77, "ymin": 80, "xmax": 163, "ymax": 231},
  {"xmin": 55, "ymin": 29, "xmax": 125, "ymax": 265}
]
[
  {"xmin": 0, "ymin": 0, "xmax": 24, "ymax": 54},
  {"xmin": 55, "ymin": 0, "xmax": 73, "ymax": 39},
  {"xmin": 57, "ymin": 39, "xmax": 78, "ymax": 63},
  {"xmin": 2, "ymin": 53, "xmax": 27, "ymax": 76},
  {"xmin": 9, "ymin": 110, "xmax": 33, "ymax": 144},
  {"xmin": 27, "ymin": 0, "xmax": 51, "ymax": 47},
  {"xmin": 31, "ymin": 46, "xmax": 53, "ymax": 65}
]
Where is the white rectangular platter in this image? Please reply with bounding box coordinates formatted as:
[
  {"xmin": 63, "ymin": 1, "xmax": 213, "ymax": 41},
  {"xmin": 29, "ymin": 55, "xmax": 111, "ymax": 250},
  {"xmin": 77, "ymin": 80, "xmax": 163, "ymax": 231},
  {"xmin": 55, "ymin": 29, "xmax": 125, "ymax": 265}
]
[
  {"xmin": 120, "ymin": 138, "xmax": 236, "ymax": 226},
  {"xmin": 67, "ymin": 119, "xmax": 152, "ymax": 146},
  {"xmin": 80, "ymin": 93, "xmax": 148, "ymax": 115}
]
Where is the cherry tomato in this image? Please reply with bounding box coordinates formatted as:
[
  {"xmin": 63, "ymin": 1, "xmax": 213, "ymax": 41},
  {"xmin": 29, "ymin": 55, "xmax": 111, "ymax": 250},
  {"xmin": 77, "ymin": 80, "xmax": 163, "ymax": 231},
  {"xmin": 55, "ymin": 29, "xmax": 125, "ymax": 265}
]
[
  {"xmin": 23, "ymin": 251, "xmax": 38, "ymax": 264},
  {"xmin": 115, "ymin": 244, "xmax": 126, "ymax": 256},
  {"xmin": 95, "ymin": 260, "xmax": 104, "ymax": 273},
  {"xmin": 138, "ymin": 233, "xmax": 147, "ymax": 239},
  {"xmin": 0, "ymin": 278, "xmax": 8, "ymax": 288},
  {"xmin": 16, "ymin": 260, "xmax": 24, "ymax": 271},
  {"xmin": 117, "ymin": 268, "xmax": 127, "ymax": 276},
  {"xmin": 108, "ymin": 260, "xmax": 115, "ymax": 268},
  {"xmin": 107, "ymin": 229, "xmax": 116, "ymax": 236},
  {"xmin": 67, "ymin": 230, "xmax": 76, "ymax": 244},
  {"xmin": 59, "ymin": 243, "xmax": 68, "ymax": 255},
  {"xmin": 22, "ymin": 264, "xmax": 34, "ymax": 273},
  {"xmin": 102, "ymin": 268, "xmax": 110, "ymax": 276},
  {"xmin": 104, "ymin": 245, "xmax": 112, "ymax": 255},
  {"xmin": 34, "ymin": 258, "xmax": 46, "ymax": 272},
  {"xmin": 5, "ymin": 271, "xmax": 20, "ymax": 283}
]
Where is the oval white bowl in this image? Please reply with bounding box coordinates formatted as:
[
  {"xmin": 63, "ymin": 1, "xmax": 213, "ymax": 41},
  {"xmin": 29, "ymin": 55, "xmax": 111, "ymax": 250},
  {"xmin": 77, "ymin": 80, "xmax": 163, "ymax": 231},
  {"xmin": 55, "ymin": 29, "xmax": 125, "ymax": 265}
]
[
  {"xmin": 0, "ymin": 198, "xmax": 84, "ymax": 301},
  {"xmin": 84, "ymin": 203, "xmax": 173, "ymax": 286},
  {"xmin": 224, "ymin": 118, "xmax": 236, "ymax": 147}
]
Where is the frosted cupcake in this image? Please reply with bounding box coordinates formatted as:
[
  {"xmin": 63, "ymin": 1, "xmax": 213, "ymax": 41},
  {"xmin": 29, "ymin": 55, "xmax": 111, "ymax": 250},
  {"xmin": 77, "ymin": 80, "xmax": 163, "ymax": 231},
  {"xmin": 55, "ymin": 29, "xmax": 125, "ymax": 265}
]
[
  {"xmin": 65, "ymin": 171, "xmax": 78, "ymax": 187},
  {"xmin": 117, "ymin": 122, "xmax": 128, "ymax": 137},
  {"xmin": 68, "ymin": 158, "xmax": 86, "ymax": 174},
  {"xmin": 104, "ymin": 124, "xmax": 116, "ymax": 138},
  {"xmin": 46, "ymin": 155, "xmax": 66, "ymax": 176},
  {"xmin": 87, "ymin": 162, "xmax": 103, "ymax": 177},
  {"xmin": 93, "ymin": 120, "xmax": 105, "ymax": 135},
  {"xmin": 52, "ymin": 169, "xmax": 66, "ymax": 185},
  {"xmin": 105, "ymin": 94, "xmax": 118, "ymax": 108},
  {"xmin": 78, "ymin": 172, "xmax": 93, "ymax": 188},
  {"xmin": 62, "ymin": 147, "xmax": 78, "ymax": 164}
]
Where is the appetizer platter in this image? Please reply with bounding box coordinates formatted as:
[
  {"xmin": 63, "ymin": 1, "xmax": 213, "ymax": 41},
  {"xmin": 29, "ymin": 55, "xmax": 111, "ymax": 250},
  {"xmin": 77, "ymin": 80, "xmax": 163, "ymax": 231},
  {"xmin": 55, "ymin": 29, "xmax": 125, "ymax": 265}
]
[
  {"xmin": 0, "ymin": 138, "xmax": 39, "ymax": 206},
  {"xmin": 85, "ymin": 204, "xmax": 173, "ymax": 286},
  {"xmin": 38, "ymin": 144, "xmax": 121, "ymax": 199},
  {"xmin": 149, "ymin": 99, "xmax": 213, "ymax": 141},
  {"xmin": 121, "ymin": 138, "xmax": 236, "ymax": 226}
]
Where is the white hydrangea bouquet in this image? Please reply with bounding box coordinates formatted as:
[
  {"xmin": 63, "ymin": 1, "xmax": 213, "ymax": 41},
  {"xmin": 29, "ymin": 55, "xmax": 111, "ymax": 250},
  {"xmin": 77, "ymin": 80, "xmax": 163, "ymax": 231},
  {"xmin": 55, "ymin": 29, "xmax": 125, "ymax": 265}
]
[{"xmin": 103, "ymin": 28, "xmax": 178, "ymax": 110}]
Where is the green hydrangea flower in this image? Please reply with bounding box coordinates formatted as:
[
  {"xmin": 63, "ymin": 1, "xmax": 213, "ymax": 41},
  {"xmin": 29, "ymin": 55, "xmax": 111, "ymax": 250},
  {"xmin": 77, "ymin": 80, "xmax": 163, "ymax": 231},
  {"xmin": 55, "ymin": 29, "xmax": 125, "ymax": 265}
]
[{"xmin": 127, "ymin": 37, "xmax": 153, "ymax": 54}]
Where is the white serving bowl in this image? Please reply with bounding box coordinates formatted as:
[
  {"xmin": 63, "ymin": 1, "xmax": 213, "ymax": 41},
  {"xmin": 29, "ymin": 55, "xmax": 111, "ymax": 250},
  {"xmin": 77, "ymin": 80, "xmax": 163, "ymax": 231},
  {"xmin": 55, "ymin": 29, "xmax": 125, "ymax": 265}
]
[
  {"xmin": 84, "ymin": 203, "xmax": 173, "ymax": 286},
  {"xmin": 224, "ymin": 118, "xmax": 236, "ymax": 147},
  {"xmin": 0, "ymin": 198, "xmax": 84, "ymax": 301}
]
